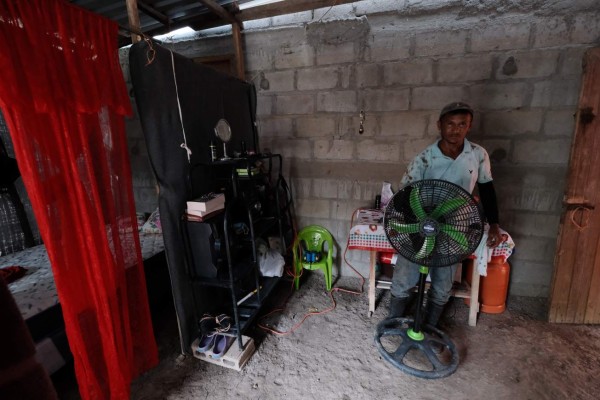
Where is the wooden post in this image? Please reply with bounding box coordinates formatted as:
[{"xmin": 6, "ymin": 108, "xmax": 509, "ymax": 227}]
[
  {"xmin": 232, "ymin": 22, "xmax": 245, "ymax": 80},
  {"xmin": 126, "ymin": 0, "xmax": 142, "ymax": 44}
]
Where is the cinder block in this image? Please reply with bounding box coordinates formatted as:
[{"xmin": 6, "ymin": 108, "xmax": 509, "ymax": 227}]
[
  {"xmin": 263, "ymin": 138, "xmax": 312, "ymax": 159},
  {"xmin": 336, "ymin": 180, "xmax": 363, "ymax": 202},
  {"xmin": 313, "ymin": 4, "xmax": 355, "ymax": 20},
  {"xmin": 316, "ymin": 41, "xmax": 356, "ymax": 65},
  {"xmin": 469, "ymin": 82, "xmax": 529, "ymax": 110},
  {"xmin": 383, "ymin": 59, "xmax": 433, "ymax": 86},
  {"xmin": 380, "ymin": 111, "xmax": 430, "ymax": 138},
  {"xmin": 366, "ymin": 30, "xmax": 412, "ymax": 62},
  {"xmin": 402, "ymin": 138, "xmax": 434, "ymax": 163},
  {"xmin": 242, "ymin": 18, "xmax": 272, "ymax": 31},
  {"xmin": 314, "ymin": 139, "xmax": 355, "ymax": 160},
  {"xmin": 362, "ymin": 88, "xmax": 409, "ymax": 112},
  {"xmin": 356, "ymin": 139, "xmax": 400, "ymax": 162},
  {"xmin": 512, "ymin": 138, "xmax": 571, "ymax": 164},
  {"xmin": 295, "ymin": 198, "xmax": 331, "ymax": 218},
  {"xmin": 332, "ymin": 199, "xmax": 371, "ymax": 222},
  {"xmin": 356, "ymin": 0, "xmax": 407, "ymax": 14},
  {"xmin": 531, "ymin": 79, "xmax": 581, "ymax": 107},
  {"xmin": 296, "ymin": 117, "xmax": 336, "ymax": 137},
  {"xmin": 313, "ymin": 178, "xmax": 339, "ymax": 198},
  {"xmin": 508, "ymin": 212, "xmax": 560, "ymax": 238},
  {"xmin": 317, "ymin": 91, "xmax": 357, "ymax": 112},
  {"xmin": 509, "ymin": 281, "xmax": 549, "ymax": 297},
  {"xmin": 257, "ymin": 117, "xmax": 293, "ymax": 137},
  {"xmin": 473, "ymin": 139, "xmax": 511, "ymax": 164},
  {"xmin": 559, "ymin": 47, "xmax": 586, "ymax": 77},
  {"xmin": 414, "ymin": 29, "xmax": 468, "ymax": 57},
  {"xmin": 496, "ymin": 51, "xmax": 559, "ymax": 80},
  {"xmin": 501, "ymin": 184, "xmax": 563, "ymax": 212},
  {"xmin": 509, "ymin": 259, "xmax": 554, "ymax": 286},
  {"xmin": 244, "ymin": 32, "xmax": 275, "ymax": 71},
  {"xmin": 272, "ymin": 11, "xmax": 313, "ymax": 26},
  {"xmin": 571, "ymin": 12, "xmax": 600, "ymax": 44},
  {"xmin": 256, "ymin": 95, "xmax": 273, "ymax": 117},
  {"xmin": 340, "ymin": 65, "xmax": 353, "ymax": 89},
  {"xmin": 261, "ymin": 70, "xmax": 295, "ymax": 92},
  {"xmin": 276, "ymin": 43, "xmax": 315, "ymax": 69},
  {"xmin": 437, "ymin": 55, "xmax": 493, "ymax": 83},
  {"xmin": 245, "ymin": 49, "xmax": 274, "ymax": 72},
  {"xmin": 471, "ymin": 23, "xmax": 530, "ymax": 52},
  {"xmin": 288, "ymin": 177, "xmax": 312, "ymax": 199},
  {"xmin": 411, "ymin": 86, "xmax": 466, "ymax": 110},
  {"xmin": 533, "ymin": 16, "xmax": 572, "ymax": 48},
  {"xmin": 275, "ymin": 94, "xmax": 315, "ymax": 115},
  {"xmin": 338, "ymin": 115, "xmax": 378, "ymax": 137},
  {"xmin": 356, "ymin": 64, "xmax": 379, "ymax": 88},
  {"xmin": 513, "ymin": 236, "xmax": 556, "ymax": 261},
  {"xmin": 297, "ymin": 67, "xmax": 339, "ymax": 90},
  {"xmin": 482, "ymin": 110, "xmax": 544, "ymax": 136},
  {"xmin": 543, "ymin": 109, "xmax": 576, "ymax": 137}
]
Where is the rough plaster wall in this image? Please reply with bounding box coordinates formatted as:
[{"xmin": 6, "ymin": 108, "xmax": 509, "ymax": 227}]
[{"xmin": 122, "ymin": 0, "xmax": 600, "ymax": 297}]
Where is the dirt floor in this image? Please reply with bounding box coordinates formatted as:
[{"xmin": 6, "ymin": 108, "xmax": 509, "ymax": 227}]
[{"xmin": 54, "ymin": 272, "xmax": 600, "ymax": 400}]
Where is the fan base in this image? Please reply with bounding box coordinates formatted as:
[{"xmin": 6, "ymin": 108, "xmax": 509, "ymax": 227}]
[{"xmin": 375, "ymin": 317, "xmax": 459, "ymax": 379}]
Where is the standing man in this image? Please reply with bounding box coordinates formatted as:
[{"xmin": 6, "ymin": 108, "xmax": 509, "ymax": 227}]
[{"xmin": 388, "ymin": 102, "xmax": 503, "ymax": 329}]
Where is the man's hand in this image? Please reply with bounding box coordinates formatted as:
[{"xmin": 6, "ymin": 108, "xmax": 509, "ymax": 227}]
[{"xmin": 487, "ymin": 223, "xmax": 502, "ymax": 248}]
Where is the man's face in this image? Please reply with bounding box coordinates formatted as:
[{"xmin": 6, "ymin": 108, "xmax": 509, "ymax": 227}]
[{"xmin": 437, "ymin": 113, "xmax": 472, "ymax": 145}]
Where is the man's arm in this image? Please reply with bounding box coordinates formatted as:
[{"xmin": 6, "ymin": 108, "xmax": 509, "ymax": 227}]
[{"xmin": 477, "ymin": 181, "xmax": 502, "ymax": 248}]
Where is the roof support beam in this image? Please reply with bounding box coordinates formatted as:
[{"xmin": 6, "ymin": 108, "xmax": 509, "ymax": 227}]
[
  {"xmin": 138, "ymin": 0, "xmax": 172, "ymax": 27},
  {"xmin": 197, "ymin": 0, "xmax": 238, "ymax": 24},
  {"xmin": 125, "ymin": 0, "xmax": 142, "ymax": 43}
]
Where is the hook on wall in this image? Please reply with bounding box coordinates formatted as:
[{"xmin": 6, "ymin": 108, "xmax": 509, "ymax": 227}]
[{"xmin": 359, "ymin": 110, "xmax": 365, "ymax": 134}]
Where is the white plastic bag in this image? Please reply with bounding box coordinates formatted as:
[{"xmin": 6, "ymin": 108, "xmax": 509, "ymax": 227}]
[
  {"xmin": 380, "ymin": 181, "xmax": 394, "ymax": 210},
  {"xmin": 256, "ymin": 239, "xmax": 284, "ymax": 277}
]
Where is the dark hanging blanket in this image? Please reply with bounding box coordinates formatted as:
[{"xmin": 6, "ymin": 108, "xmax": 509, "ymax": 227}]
[{"xmin": 129, "ymin": 41, "xmax": 258, "ymax": 354}]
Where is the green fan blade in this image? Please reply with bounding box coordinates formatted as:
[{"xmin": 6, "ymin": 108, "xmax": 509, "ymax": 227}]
[
  {"xmin": 440, "ymin": 223, "xmax": 469, "ymax": 250},
  {"xmin": 389, "ymin": 221, "xmax": 420, "ymax": 234},
  {"xmin": 415, "ymin": 236, "xmax": 435, "ymax": 259},
  {"xmin": 429, "ymin": 197, "xmax": 467, "ymax": 219},
  {"xmin": 409, "ymin": 187, "xmax": 427, "ymax": 220}
]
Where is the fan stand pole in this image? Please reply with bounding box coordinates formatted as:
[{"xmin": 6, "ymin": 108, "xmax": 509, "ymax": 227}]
[{"xmin": 407, "ymin": 266, "xmax": 428, "ymax": 341}]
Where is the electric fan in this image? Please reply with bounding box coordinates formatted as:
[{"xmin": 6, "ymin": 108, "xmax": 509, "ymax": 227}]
[{"xmin": 375, "ymin": 179, "xmax": 483, "ymax": 379}]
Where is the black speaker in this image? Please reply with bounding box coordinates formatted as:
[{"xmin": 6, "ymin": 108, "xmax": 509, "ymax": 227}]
[{"xmin": 186, "ymin": 221, "xmax": 222, "ymax": 278}]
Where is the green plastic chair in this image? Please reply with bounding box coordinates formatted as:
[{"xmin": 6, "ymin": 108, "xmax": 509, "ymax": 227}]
[{"xmin": 293, "ymin": 225, "xmax": 334, "ymax": 291}]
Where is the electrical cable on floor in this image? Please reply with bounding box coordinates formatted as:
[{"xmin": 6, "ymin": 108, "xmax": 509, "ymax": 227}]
[{"xmin": 258, "ymin": 208, "xmax": 367, "ymax": 336}]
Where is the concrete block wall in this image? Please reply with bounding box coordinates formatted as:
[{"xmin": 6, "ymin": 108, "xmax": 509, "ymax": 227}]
[{"xmin": 123, "ymin": 0, "xmax": 600, "ymax": 297}]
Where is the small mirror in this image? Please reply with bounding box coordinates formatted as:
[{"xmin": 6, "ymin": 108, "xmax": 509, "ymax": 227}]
[{"xmin": 214, "ymin": 119, "xmax": 232, "ymax": 160}]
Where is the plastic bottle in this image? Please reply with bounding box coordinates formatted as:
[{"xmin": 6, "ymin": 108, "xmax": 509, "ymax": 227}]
[{"xmin": 209, "ymin": 140, "xmax": 217, "ymax": 162}]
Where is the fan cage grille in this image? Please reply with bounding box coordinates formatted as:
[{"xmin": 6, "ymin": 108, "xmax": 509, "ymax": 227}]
[{"xmin": 383, "ymin": 179, "xmax": 484, "ymax": 267}]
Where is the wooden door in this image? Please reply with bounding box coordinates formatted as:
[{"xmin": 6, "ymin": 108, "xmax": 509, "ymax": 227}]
[{"xmin": 549, "ymin": 48, "xmax": 600, "ymax": 323}]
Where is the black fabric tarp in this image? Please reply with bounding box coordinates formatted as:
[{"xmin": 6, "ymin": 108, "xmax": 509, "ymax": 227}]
[{"xmin": 129, "ymin": 41, "xmax": 258, "ymax": 354}]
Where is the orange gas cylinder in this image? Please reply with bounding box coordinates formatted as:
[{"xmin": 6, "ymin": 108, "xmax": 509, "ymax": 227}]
[{"xmin": 464, "ymin": 256, "xmax": 511, "ymax": 314}]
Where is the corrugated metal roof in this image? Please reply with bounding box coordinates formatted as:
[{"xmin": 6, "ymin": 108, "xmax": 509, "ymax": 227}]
[
  {"xmin": 70, "ymin": 0, "xmax": 360, "ymax": 47},
  {"xmin": 70, "ymin": 0, "xmax": 254, "ymax": 46}
]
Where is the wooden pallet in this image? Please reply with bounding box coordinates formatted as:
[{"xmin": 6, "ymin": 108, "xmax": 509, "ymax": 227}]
[{"xmin": 191, "ymin": 335, "xmax": 255, "ymax": 371}]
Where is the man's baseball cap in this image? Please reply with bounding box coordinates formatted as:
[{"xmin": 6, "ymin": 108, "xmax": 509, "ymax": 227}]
[{"xmin": 439, "ymin": 102, "xmax": 473, "ymax": 120}]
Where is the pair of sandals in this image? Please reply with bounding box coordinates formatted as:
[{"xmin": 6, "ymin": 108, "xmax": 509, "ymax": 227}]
[{"xmin": 196, "ymin": 314, "xmax": 233, "ymax": 359}]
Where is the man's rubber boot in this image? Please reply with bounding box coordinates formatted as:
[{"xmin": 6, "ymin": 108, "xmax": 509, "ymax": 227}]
[
  {"xmin": 425, "ymin": 302, "xmax": 445, "ymax": 328},
  {"xmin": 425, "ymin": 302, "xmax": 446, "ymax": 354},
  {"xmin": 388, "ymin": 295, "xmax": 411, "ymax": 319}
]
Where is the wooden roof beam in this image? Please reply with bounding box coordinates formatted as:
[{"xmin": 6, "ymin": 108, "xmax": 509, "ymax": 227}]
[
  {"xmin": 198, "ymin": 0, "xmax": 239, "ymax": 25},
  {"xmin": 138, "ymin": 0, "xmax": 173, "ymax": 27}
]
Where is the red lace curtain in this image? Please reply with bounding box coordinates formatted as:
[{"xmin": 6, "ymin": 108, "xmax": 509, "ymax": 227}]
[{"xmin": 0, "ymin": 1, "xmax": 158, "ymax": 398}]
